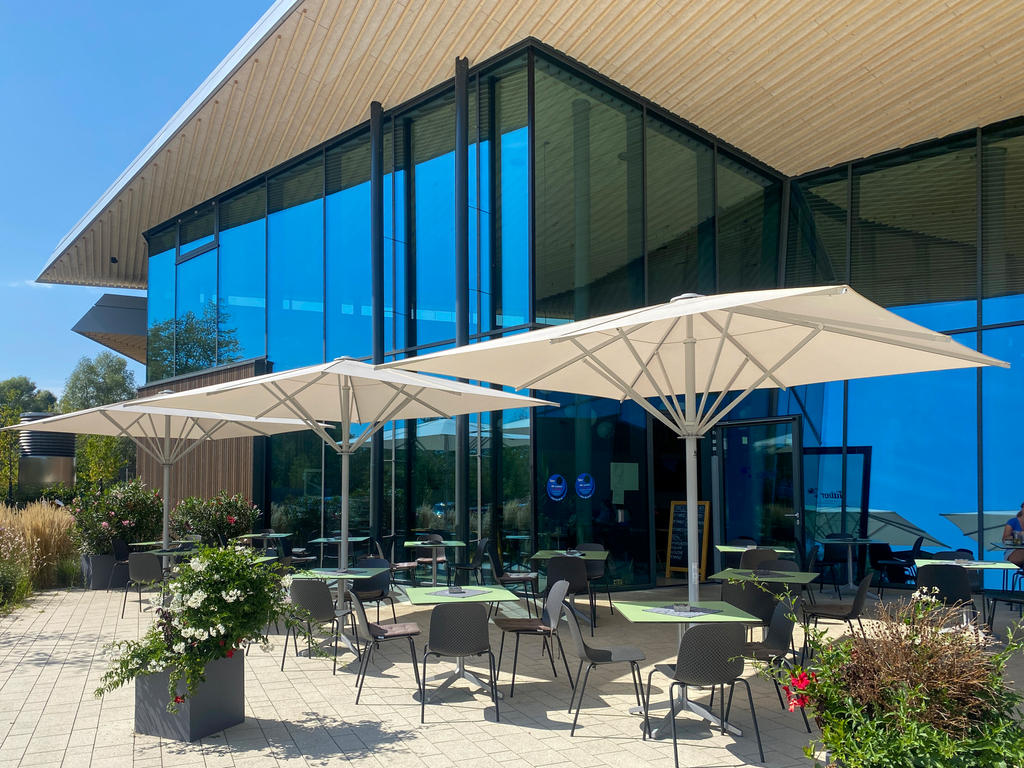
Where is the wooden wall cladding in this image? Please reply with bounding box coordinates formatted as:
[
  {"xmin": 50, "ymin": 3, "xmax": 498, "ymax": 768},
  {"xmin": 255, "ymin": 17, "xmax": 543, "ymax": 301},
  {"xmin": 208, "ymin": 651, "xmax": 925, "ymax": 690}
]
[{"xmin": 136, "ymin": 360, "xmax": 263, "ymax": 509}]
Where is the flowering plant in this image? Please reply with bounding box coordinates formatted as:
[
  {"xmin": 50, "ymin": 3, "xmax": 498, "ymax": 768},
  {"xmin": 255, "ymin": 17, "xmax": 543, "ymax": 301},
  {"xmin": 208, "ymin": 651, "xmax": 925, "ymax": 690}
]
[
  {"xmin": 773, "ymin": 587, "xmax": 1024, "ymax": 767},
  {"xmin": 69, "ymin": 479, "xmax": 162, "ymax": 554},
  {"xmin": 95, "ymin": 545, "xmax": 313, "ymax": 711},
  {"xmin": 170, "ymin": 491, "xmax": 259, "ymax": 546}
]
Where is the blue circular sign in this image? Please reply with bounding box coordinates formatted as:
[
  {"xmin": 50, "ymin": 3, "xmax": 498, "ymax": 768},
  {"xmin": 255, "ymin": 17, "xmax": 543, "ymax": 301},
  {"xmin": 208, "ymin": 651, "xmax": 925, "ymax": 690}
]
[
  {"xmin": 575, "ymin": 472, "xmax": 595, "ymax": 500},
  {"xmin": 546, "ymin": 474, "xmax": 567, "ymax": 502}
]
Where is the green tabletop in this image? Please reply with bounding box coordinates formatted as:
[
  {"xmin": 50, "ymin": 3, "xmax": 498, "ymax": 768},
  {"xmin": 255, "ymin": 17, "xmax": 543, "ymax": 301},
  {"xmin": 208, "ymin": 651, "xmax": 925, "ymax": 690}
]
[
  {"xmin": 404, "ymin": 585, "xmax": 519, "ymax": 605},
  {"xmin": 990, "ymin": 543, "xmax": 1024, "ymax": 551},
  {"xmin": 146, "ymin": 548, "xmax": 193, "ymax": 558},
  {"xmin": 916, "ymin": 558, "xmax": 1018, "ymax": 571},
  {"xmin": 613, "ymin": 600, "xmax": 759, "ymax": 624},
  {"xmin": 817, "ymin": 538, "xmax": 875, "ymax": 545},
  {"xmin": 403, "ymin": 540, "xmax": 466, "ymax": 548},
  {"xmin": 290, "ymin": 567, "xmax": 389, "ymax": 580},
  {"xmin": 309, "ymin": 536, "xmax": 370, "ymax": 544},
  {"xmin": 530, "ymin": 549, "xmax": 609, "ymax": 561},
  {"xmin": 715, "ymin": 544, "xmax": 795, "ymax": 555},
  {"xmin": 234, "ymin": 532, "xmax": 292, "ymax": 540},
  {"xmin": 130, "ymin": 539, "xmax": 191, "ymax": 548},
  {"xmin": 709, "ymin": 567, "xmax": 819, "ymax": 584},
  {"xmin": 254, "ymin": 556, "xmax": 278, "ymax": 565}
]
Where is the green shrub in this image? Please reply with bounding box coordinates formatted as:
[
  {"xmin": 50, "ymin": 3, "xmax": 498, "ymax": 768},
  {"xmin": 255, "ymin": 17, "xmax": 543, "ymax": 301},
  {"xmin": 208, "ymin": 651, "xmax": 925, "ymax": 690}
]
[
  {"xmin": 170, "ymin": 491, "xmax": 260, "ymax": 546},
  {"xmin": 55, "ymin": 557, "xmax": 81, "ymax": 588},
  {"xmin": 0, "ymin": 501, "xmax": 75, "ymax": 588},
  {"xmin": 70, "ymin": 479, "xmax": 162, "ymax": 554},
  {"xmin": 0, "ymin": 558, "xmax": 31, "ymax": 608},
  {"xmin": 38, "ymin": 482, "xmax": 78, "ymax": 506}
]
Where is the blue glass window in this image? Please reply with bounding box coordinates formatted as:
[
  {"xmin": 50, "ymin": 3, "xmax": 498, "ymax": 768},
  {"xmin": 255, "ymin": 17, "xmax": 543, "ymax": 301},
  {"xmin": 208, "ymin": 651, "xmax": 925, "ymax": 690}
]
[
  {"xmin": 174, "ymin": 248, "xmax": 218, "ymax": 374},
  {"xmin": 982, "ymin": 124, "xmax": 1024, "ymax": 325},
  {"xmin": 384, "ymin": 121, "xmax": 408, "ymax": 355},
  {"xmin": 146, "ymin": 226, "xmax": 176, "ymax": 382},
  {"xmin": 218, "ymin": 184, "xmax": 266, "ymax": 363},
  {"xmin": 982, "ymin": 328, "xmax": 1024, "ymax": 526},
  {"xmin": 178, "ymin": 207, "xmax": 215, "ymax": 256},
  {"xmin": 267, "ymin": 156, "xmax": 325, "ymax": 370}
]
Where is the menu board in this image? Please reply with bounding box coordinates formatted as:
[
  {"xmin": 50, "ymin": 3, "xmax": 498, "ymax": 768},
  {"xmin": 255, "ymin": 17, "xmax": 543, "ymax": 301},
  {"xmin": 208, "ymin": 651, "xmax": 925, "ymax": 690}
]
[{"xmin": 665, "ymin": 500, "xmax": 710, "ymax": 579}]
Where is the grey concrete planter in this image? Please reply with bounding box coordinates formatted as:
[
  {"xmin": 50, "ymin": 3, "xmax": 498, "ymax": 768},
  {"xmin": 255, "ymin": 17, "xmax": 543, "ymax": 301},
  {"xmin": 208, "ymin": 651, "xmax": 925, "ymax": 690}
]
[
  {"xmin": 81, "ymin": 554, "xmax": 127, "ymax": 590},
  {"xmin": 134, "ymin": 652, "xmax": 244, "ymax": 741}
]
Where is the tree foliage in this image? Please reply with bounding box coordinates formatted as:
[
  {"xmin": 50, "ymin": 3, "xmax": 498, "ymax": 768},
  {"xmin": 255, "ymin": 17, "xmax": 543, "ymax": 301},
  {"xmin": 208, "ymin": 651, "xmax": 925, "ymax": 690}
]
[{"xmin": 147, "ymin": 302, "xmax": 242, "ymax": 381}]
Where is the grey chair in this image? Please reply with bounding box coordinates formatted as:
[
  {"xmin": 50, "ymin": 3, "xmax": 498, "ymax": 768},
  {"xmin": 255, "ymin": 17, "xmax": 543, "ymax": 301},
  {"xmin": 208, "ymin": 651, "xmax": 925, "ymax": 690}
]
[
  {"xmin": 723, "ymin": 537, "xmax": 757, "ymax": 570},
  {"xmin": 420, "ymin": 602, "xmax": 499, "ymax": 722},
  {"xmin": 352, "ymin": 556, "xmax": 398, "ymax": 623},
  {"xmin": 494, "ymin": 579, "xmax": 573, "ymax": 696},
  {"xmin": 283, "ymin": 579, "xmax": 356, "ymax": 675},
  {"xmin": 121, "ymin": 553, "xmax": 164, "ymax": 618},
  {"xmin": 561, "ymin": 601, "xmax": 645, "ymax": 736},
  {"xmin": 486, "ymin": 547, "xmax": 539, "ymax": 617},
  {"xmin": 741, "ymin": 597, "xmax": 810, "ymax": 733},
  {"xmin": 738, "ymin": 548, "xmax": 779, "ymax": 571},
  {"xmin": 108, "ymin": 538, "xmax": 131, "ymax": 591},
  {"xmin": 450, "ymin": 537, "xmax": 490, "ymax": 586},
  {"xmin": 415, "ymin": 534, "xmax": 448, "ymax": 580},
  {"xmin": 721, "ymin": 579, "xmax": 785, "ymax": 635},
  {"xmin": 577, "ymin": 542, "xmax": 614, "ymax": 617},
  {"xmin": 802, "ymin": 571, "xmax": 874, "ymax": 640},
  {"xmin": 644, "ymin": 623, "xmax": 764, "ymax": 765},
  {"xmin": 916, "ymin": 563, "xmax": 977, "ymax": 619},
  {"xmin": 373, "ymin": 536, "xmax": 419, "ymax": 586},
  {"xmin": 547, "ymin": 555, "xmax": 593, "ymax": 635},
  {"xmin": 350, "ymin": 593, "xmax": 421, "ymax": 704}
]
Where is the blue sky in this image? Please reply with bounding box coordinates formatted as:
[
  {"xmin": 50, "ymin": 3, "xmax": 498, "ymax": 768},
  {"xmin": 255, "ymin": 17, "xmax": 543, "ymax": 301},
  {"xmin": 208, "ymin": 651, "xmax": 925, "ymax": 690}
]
[{"xmin": 0, "ymin": 1, "xmax": 271, "ymax": 396}]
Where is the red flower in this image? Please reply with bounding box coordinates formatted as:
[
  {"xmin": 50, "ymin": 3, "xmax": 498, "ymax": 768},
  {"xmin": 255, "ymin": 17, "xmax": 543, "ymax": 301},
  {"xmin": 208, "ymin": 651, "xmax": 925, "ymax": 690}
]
[
  {"xmin": 791, "ymin": 672, "xmax": 812, "ymax": 691},
  {"xmin": 788, "ymin": 694, "xmax": 809, "ymax": 712},
  {"xmin": 226, "ymin": 516, "xmax": 237, "ymax": 524},
  {"xmin": 173, "ymin": 695, "xmax": 184, "ymax": 704},
  {"xmin": 226, "ymin": 649, "xmax": 234, "ymax": 658},
  {"xmin": 219, "ymin": 639, "xmax": 225, "ymax": 646}
]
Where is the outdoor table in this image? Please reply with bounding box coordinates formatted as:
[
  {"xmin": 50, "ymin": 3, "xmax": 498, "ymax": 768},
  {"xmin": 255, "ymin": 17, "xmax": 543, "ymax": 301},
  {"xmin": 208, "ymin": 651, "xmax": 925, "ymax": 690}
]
[
  {"xmin": 309, "ymin": 535, "xmax": 370, "ymax": 567},
  {"xmin": 529, "ymin": 549, "xmax": 610, "ymax": 561},
  {"xmin": 817, "ymin": 537, "xmax": 875, "ymax": 591},
  {"xmin": 714, "ymin": 544, "xmax": 795, "ymax": 556},
  {"xmin": 146, "ymin": 548, "xmax": 194, "ymax": 559},
  {"xmin": 130, "ymin": 540, "xmax": 191, "ymax": 549},
  {"xmin": 406, "ymin": 585, "xmax": 519, "ymax": 700},
  {"xmin": 254, "ymin": 555, "xmax": 278, "ymax": 565},
  {"xmin": 708, "ymin": 567, "xmax": 818, "ymax": 585},
  {"xmin": 612, "ymin": 599, "xmax": 760, "ymax": 738},
  {"xmin": 288, "ymin": 567, "xmax": 391, "ymax": 655},
  {"xmin": 403, "ymin": 540, "xmax": 466, "ymax": 586},
  {"xmin": 502, "ymin": 534, "xmax": 530, "ymax": 569},
  {"xmin": 916, "ymin": 557, "xmax": 1019, "ymax": 591}
]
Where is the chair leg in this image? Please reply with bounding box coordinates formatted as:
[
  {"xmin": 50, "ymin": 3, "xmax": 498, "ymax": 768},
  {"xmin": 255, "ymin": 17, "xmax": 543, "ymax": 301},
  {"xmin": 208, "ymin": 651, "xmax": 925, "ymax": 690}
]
[
  {"xmin": 606, "ymin": 583, "xmax": 614, "ymax": 615},
  {"xmin": 739, "ymin": 678, "xmax": 765, "ymax": 763},
  {"xmin": 543, "ymin": 635, "xmax": 558, "ymax": 679},
  {"xmin": 669, "ymin": 681, "xmax": 681, "ymax": 768},
  {"xmin": 497, "ymin": 632, "xmax": 506, "ymax": 682},
  {"xmin": 137, "ymin": 581, "xmax": 143, "ymax": 612},
  {"xmin": 642, "ymin": 668, "xmax": 657, "ymax": 740},
  {"xmin": 488, "ymin": 651, "xmax": 500, "ymax": 722},
  {"xmin": 332, "ymin": 619, "xmax": 339, "ymax": 675},
  {"xmin": 511, "ymin": 634, "xmax": 521, "ymax": 696},
  {"xmin": 772, "ymin": 678, "xmax": 785, "ymax": 709},
  {"xmin": 121, "ymin": 581, "xmax": 130, "ymax": 619},
  {"xmin": 568, "ymin": 660, "xmax": 584, "ymax": 713},
  {"xmin": 724, "ymin": 683, "xmax": 735, "ymax": 735},
  {"xmin": 389, "ymin": 597, "xmax": 397, "ymax": 624},
  {"xmin": 407, "ymin": 636, "xmax": 421, "ymax": 690},
  {"xmin": 629, "ymin": 662, "xmax": 642, "ymax": 707},
  {"xmin": 281, "ymin": 626, "xmax": 290, "ymax": 671},
  {"xmin": 556, "ymin": 635, "xmax": 574, "ymax": 686},
  {"xmin": 420, "ymin": 650, "xmax": 429, "ymax": 723},
  {"xmin": 355, "ymin": 642, "xmax": 372, "ymax": 703},
  {"xmin": 570, "ymin": 663, "xmax": 594, "ymax": 736}
]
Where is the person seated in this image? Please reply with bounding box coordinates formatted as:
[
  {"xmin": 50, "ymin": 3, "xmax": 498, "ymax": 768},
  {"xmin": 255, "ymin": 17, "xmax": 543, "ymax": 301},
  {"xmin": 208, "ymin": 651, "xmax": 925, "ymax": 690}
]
[{"xmin": 1002, "ymin": 503, "xmax": 1024, "ymax": 544}]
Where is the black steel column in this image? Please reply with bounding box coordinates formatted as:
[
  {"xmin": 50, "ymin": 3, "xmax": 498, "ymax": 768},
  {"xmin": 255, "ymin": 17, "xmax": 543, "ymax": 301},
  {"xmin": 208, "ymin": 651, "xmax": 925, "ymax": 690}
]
[
  {"xmin": 369, "ymin": 101, "xmax": 385, "ymax": 540},
  {"xmin": 455, "ymin": 56, "xmax": 471, "ymax": 549}
]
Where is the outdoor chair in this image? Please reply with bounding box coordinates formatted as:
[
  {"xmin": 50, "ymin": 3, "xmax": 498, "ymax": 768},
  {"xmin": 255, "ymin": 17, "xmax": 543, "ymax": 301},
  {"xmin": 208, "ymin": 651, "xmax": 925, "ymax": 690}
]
[
  {"xmin": 723, "ymin": 537, "xmax": 757, "ymax": 570},
  {"xmin": 577, "ymin": 542, "xmax": 614, "ymax": 616},
  {"xmin": 373, "ymin": 536, "xmax": 418, "ymax": 586},
  {"xmin": 449, "ymin": 537, "xmax": 490, "ymax": 586},
  {"xmin": 916, "ymin": 563, "xmax": 977, "ymax": 621},
  {"xmin": 351, "ymin": 556, "xmax": 398, "ymax": 623},
  {"xmin": 721, "ymin": 579, "xmax": 785, "ymax": 639},
  {"xmin": 644, "ymin": 622, "xmax": 764, "ymax": 765},
  {"xmin": 738, "ymin": 548, "xmax": 780, "ymax": 570},
  {"xmin": 935, "ymin": 549, "xmax": 983, "ymax": 592},
  {"xmin": 561, "ymin": 601, "xmax": 645, "ymax": 736},
  {"xmin": 420, "ymin": 602, "xmax": 499, "ymax": 723},
  {"xmin": 350, "ymin": 593, "xmax": 421, "ymax": 704},
  {"xmin": 547, "ymin": 555, "xmax": 594, "ymax": 635},
  {"xmin": 120, "ymin": 552, "xmax": 165, "ymax": 618},
  {"xmin": 415, "ymin": 534, "xmax": 448, "ymax": 581},
  {"xmin": 802, "ymin": 572, "xmax": 874, "ymax": 652},
  {"xmin": 494, "ymin": 578, "xmax": 573, "ymax": 696},
  {"xmin": 868, "ymin": 543, "xmax": 913, "ymax": 598},
  {"xmin": 486, "ymin": 546, "xmax": 539, "ymax": 617},
  {"xmin": 283, "ymin": 579, "xmax": 357, "ymax": 675},
  {"xmin": 817, "ymin": 534, "xmax": 853, "ymax": 597},
  {"xmin": 108, "ymin": 538, "xmax": 130, "ymax": 591},
  {"xmin": 892, "ymin": 535, "xmax": 925, "ymax": 564},
  {"xmin": 281, "ymin": 537, "xmax": 315, "ymax": 567},
  {"xmin": 741, "ymin": 597, "xmax": 810, "ymax": 733}
]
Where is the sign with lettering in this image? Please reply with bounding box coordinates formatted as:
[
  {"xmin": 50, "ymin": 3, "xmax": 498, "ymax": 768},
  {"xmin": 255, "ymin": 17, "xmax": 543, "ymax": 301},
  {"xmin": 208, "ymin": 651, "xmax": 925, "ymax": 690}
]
[
  {"xmin": 575, "ymin": 472, "xmax": 595, "ymax": 499},
  {"xmin": 546, "ymin": 474, "xmax": 567, "ymax": 502},
  {"xmin": 665, "ymin": 500, "xmax": 711, "ymax": 579}
]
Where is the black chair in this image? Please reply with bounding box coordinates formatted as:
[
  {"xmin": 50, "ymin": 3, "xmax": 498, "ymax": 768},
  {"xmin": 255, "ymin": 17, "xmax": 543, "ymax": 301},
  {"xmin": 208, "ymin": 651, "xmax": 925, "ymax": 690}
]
[
  {"xmin": 494, "ymin": 579, "xmax": 573, "ymax": 696},
  {"xmin": 723, "ymin": 537, "xmax": 757, "ymax": 570},
  {"xmin": 644, "ymin": 623, "xmax": 764, "ymax": 765},
  {"xmin": 449, "ymin": 537, "xmax": 490, "ymax": 586},
  {"xmin": 374, "ymin": 536, "xmax": 419, "ymax": 586},
  {"xmin": 802, "ymin": 571, "xmax": 874, "ymax": 642},
  {"xmin": 916, "ymin": 563, "xmax": 977, "ymax": 620},
  {"xmin": 868, "ymin": 543, "xmax": 913, "ymax": 597},
  {"xmin": 215, "ymin": 533, "xmax": 228, "ymax": 548},
  {"xmin": 741, "ymin": 597, "xmax": 810, "ymax": 733},
  {"xmin": 108, "ymin": 538, "xmax": 131, "ymax": 591},
  {"xmin": 547, "ymin": 556, "xmax": 593, "ymax": 635},
  {"xmin": 120, "ymin": 553, "xmax": 164, "ymax": 618},
  {"xmin": 281, "ymin": 537, "xmax": 315, "ymax": 567},
  {"xmin": 935, "ymin": 549, "xmax": 983, "ymax": 592},
  {"xmin": 486, "ymin": 547, "xmax": 539, "ymax": 617},
  {"xmin": 282, "ymin": 579, "xmax": 356, "ymax": 675},
  {"xmin": 420, "ymin": 603, "xmax": 499, "ymax": 722},
  {"xmin": 352, "ymin": 556, "xmax": 398, "ymax": 623},
  {"xmin": 721, "ymin": 579, "xmax": 787, "ymax": 638},
  {"xmin": 415, "ymin": 534, "xmax": 448, "ymax": 583},
  {"xmin": 350, "ymin": 593, "xmax": 421, "ymax": 704},
  {"xmin": 561, "ymin": 601, "xmax": 645, "ymax": 736},
  {"xmin": 892, "ymin": 535, "xmax": 925, "ymax": 563},
  {"xmin": 738, "ymin": 548, "xmax": 780, "ymax": 570},
  {"xmin": 817, "ymin": 533, "xmax": 854, "ymax": 597},
  {"xmin": 577, "ymin": 542, "xmax": 614, "ymax": 617}
]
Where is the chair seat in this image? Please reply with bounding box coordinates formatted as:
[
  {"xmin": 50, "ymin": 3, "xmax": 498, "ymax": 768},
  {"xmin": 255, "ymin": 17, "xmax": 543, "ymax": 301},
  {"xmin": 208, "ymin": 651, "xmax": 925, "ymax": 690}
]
[
  {"xmin": 741, "ymin": 644, "xmax": 793, "ymax": 662},
  {"xmin": 392, "ymin": 561, "xmax": 418, "ymax": 570},
  {"xmin": 369, "ymin": 621, "xmax": 420, "ymax": 640},
  {"xmin": 804, "ymin": 601, "xmax": 854, "ymax": 619},
  {"xmin": 499, "ymin": 572, "xmax": 538, "ymax": 584},
  {"xmin": 416, "ymin": 556, "xmax": 447, "ymax": 565},
  {"xmin": 353, "ymin": 588, "xmax": 391, "ymax": 601},
  {"xmin": 492, "ymin": 617, "xmax": 550, "ymax": 633},
  {"xmin": 587, "ymin": 644, "xmax": 645, "ymax": 664}
]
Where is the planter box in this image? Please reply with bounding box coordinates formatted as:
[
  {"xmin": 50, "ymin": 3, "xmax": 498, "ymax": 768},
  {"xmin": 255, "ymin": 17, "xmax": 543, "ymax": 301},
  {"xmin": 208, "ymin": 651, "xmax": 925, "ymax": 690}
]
[
  {"xmin": 135, "ymin": 652, "xmax": 244, "ymax": 741},
  {"xmin": 81, "ymin": 554, "xmax": 128, "ymax": 590}
]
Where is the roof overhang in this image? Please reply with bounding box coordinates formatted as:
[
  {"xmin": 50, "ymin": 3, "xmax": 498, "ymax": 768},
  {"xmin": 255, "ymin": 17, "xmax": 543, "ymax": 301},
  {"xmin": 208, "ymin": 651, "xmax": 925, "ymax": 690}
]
[
  {"xmin": 39, "ymin": 0, "xmax": 1024, "ymax": 289},
  {"xmin": 72, "ymin": 293, "xmax": 147, "ymax": 363}
]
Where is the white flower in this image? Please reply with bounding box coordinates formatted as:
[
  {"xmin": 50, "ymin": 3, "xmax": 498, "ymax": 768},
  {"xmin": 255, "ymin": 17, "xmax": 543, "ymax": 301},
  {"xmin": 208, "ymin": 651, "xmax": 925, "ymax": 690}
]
[
  {"xmin": 185, "ymin": 590, "xmax": 207, "ymax": 608},
  {"xmin": 221, "ymin": 588, "xmax": 243, "ymax": 603},
  {"xmin": 216, "ymin": 624, "xmax": 225, "ymax": 636},
  {"xmin": 281, "ymin": 574, "xmax": 294, "ymax": 589},
  {"xmin": 172, "ymin": 642, "xmax": 185, "ymax": 654},
  {"xmin": 188, "ymin": 558, "xmax": 207, "ymax": 573}
]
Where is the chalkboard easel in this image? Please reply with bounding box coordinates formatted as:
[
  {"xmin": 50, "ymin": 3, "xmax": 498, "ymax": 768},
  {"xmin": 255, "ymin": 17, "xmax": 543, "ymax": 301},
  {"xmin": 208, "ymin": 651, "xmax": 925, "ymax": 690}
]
[{"xmin": 665, "ymin": 500, "xmax": 710, "ymax": 580}]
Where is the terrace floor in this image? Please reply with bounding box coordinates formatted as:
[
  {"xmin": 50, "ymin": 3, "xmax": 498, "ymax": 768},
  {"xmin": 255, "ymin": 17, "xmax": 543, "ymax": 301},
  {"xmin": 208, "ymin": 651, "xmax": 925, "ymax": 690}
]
[{"xmin": 0, "ymin": 582, "xmax": 1021, "ymax": 768}]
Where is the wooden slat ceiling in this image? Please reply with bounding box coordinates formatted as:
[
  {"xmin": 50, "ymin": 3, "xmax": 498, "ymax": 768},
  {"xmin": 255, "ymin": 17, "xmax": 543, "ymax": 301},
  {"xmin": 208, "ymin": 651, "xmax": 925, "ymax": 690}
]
[{"xmin": 38, "ymin": 0, "xmax": 1024, "ymax": 289}]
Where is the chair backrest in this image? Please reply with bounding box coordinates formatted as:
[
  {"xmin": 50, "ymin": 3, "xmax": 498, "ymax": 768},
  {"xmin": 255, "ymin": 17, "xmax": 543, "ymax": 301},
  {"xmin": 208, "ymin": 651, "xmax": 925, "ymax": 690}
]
[
  {"xmin": 673, "ymin": 623, "xmax": 745, "ymax": 686},
  {"xmin": 349, "ymin": 592, "xmax": 378, "ymax": 639},
  {"xmin": 112, "ymin": 538, "xmax": 130, "ymax": 561},
  {"xmin": 541, "ymin": 579, "xmax": 570, "ymax": 628},
  {"xmin": 723, "ymin": 538, "xmax": 756, "ymax": 569},
  {"xmin": 909, "ymin": 535, "xmax": 924, "ymax": 559},
  {"xmin": 868, "ymin": 542, "xmax": 895, "ymax": 566},
  {"xmin": 470, "ymin": 538, "xmax": 491, "ymax": 569},
  {"xmin": 916, "ymin": 564, "xmax": 973, "ymax": 606},
  {"xmin": 559, "ymin": 600, "xmax": 591, "ymax": 660},
  {"xmin": 417, "ymin": 534, "xmax": 445, "ymax": 559},
  {"xmin": 763, "ymin": 596, "xmax": 799, "ymax": 651},
  {"xmin": 761, "ymin": 558, "xmax": 798, "ymax": 572},
  {"xmin": 279, "ymin": 537, "xmax": 294, "ymax": 558},
  {"xmin": 728, "ymin": 537, "xmax": 757, "ymax": 547},
  {"xmin": 289, "ymin": 579, "xmax": 336, "ymax": 622},
  {"xmin": 546, "ymin": 556, "xmax": 589, "ymax": 595},
  {"xmin": 128, "ymin": 552, "xmax": 163, "ymax": 583},
  {"xmin": 485, "ymin": 546, "xmax": 506, "ymax": 579},
  {"xmin": 576, "ymin": 542, "xmax": 606, "ymax": 578},
  {"xmin": 216, "ymin": 533, "xmax": 228, "ymax": 548},
  {"xmin": 823, "ymin": 533, "xmax": 853, "ymax": 562},
  {"xmin": 427, "ymin": 602, "xmax": 490, "ymax": 656},
  {"xmin": 721, "ymin": 579, "xmax": 780, "ymax": 624},
  {"xmin": 849, "ymin": 571, "xmax": 875, "ymax": 617},
  {"xmin": 353, "ymin": 557, "xmax": 391, "ymax": 596},
  {"xmin": 370, "ymin": 536, "xmax": 389, "ymax": 561},
  {"xmin": 739, "ymin": 548, "xmax": 778, "ymax": 570}
]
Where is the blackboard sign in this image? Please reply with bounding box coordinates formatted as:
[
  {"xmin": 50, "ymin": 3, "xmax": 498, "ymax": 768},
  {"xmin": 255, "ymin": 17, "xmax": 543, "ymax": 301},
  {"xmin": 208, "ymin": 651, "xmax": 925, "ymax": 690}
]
[{"xmin": 665, "ymin": 500, "xmax": 710, "ymax": 579}]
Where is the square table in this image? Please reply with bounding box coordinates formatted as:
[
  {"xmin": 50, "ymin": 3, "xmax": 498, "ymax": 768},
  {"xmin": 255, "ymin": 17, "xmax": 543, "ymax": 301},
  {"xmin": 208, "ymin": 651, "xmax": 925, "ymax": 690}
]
[
  {"xmin": 916, "ymin": 557, "xmax": 1019, "ymax": 591},
  {"xmin": 818, "ymin": 537, "xmax": 875, "ymax": 590},
  {"xmin": 613, "ymin": 599, "xmax": 760, "ymax": 738},
  {"xmin": 403, "ymin": 540, "xmax": 467, "ymax": 586},
  {"xmin": 708, "ymin": 567, "xmax": 819, "ymax": 585},
  {"xmin": 714, "ymin": 544, "xmax": 796, "ymax": 556},
  {"xmin": 529, "ymin": 549, "xmax": 609, "ymax": 561},
  {"xmin": 130, "ymin": 540, "xmax": 191, "ymax": 549},
  {"xmin": 309, "ymin": 536, "xmax": 371, "ymax": 567},
  {"xmin": 406, "ymin": 585, "xmax": 519, "ymax": 700}
]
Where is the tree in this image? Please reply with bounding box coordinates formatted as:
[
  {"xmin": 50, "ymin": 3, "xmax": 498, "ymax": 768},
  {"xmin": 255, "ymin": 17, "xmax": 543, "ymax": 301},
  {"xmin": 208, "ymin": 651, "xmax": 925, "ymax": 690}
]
[
  {"xmin": 0, "ymin": 377, "xmax": 57, "ymax": 501},
  {"xmin": 60, "ymin": 353, "xmax": 138, "ymax": 489}
]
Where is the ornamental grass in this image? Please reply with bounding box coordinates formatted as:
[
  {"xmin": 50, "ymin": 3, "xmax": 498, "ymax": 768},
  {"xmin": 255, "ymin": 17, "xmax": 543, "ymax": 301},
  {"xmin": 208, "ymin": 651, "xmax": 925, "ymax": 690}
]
[{"xmin": 0, "ymin": 501, "xmax": 75, "ymax": 590}]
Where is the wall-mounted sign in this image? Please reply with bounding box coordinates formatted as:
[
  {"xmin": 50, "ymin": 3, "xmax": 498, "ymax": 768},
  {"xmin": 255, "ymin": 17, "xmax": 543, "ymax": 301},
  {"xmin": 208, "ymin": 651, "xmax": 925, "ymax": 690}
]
[
  {"xmin": 575, "ymin": 472, "xmax": 595, "ymax": 499},
  {"xmin": 546, "ymin": 474, "xmax": 567, "ymax": 501}
]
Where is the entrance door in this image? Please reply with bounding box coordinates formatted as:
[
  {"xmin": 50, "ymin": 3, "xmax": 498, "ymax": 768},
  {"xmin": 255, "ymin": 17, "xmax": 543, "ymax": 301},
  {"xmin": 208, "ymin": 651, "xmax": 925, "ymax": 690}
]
[{"xmin": 712, "ymin": 417, "xmax": 802, "ymax": 566}]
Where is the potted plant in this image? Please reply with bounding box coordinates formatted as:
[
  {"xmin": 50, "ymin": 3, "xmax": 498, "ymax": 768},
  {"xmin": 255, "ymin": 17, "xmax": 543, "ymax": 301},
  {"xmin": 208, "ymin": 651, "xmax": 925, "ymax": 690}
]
[
  {"xmin": 95, "ymin": 545, "xmax": 314, "ymax": 741},
  {"xmin": 70, "ymin": 479, "xmax": 162, "ymax": 589},
  {"xmin": 170, "ymin": 491, "xmax": 260, "ymax": 546},
  {"xmin": 774, "ymin": 588, "xmax": 1024, "ymax": 767}
]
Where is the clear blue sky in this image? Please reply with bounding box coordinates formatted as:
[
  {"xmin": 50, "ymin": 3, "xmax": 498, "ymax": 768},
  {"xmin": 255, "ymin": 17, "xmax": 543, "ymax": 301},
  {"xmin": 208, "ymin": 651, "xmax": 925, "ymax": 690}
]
[{"xmin": 0, "ymin": 1, "xmax": 273, "ymax": 397}]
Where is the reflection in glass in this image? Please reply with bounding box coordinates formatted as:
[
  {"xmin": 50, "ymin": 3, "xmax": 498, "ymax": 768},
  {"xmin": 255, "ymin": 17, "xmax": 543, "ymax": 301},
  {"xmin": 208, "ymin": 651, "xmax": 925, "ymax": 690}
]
[
  {"xmin": 174, "ymin": 249, "xmax": 220, "ymax": 375},
  {"xmin": 384, "ymin": 121, "xmax": 408, "ymax": 354},
  {"xmin": 146, "ymin": 243, "xmax": 176, "ymax": 382},
  {"xmin": 179, "ymin": 207, "xmax": 215, "ymax": 256},
  {"xmin": 982, "ymin": 124, "xmax": 1024, "ymax": 324},
  {"xmin": 786, "ymin": 170, "xmax": 848, "ymax": 287},
  {"xmin": 268, "ymin": 432, "xmax": 323, "ymax": 557},
  {"xmin": 717, "ymin": 154, "xmax": 780, "ymax": 292},
  {"xmin": 982, "ymin": 328, "xmax": 1024, "ymax": 519},
  {"xmin": 218, "ymin": 184, "xmax": 266, "ymax": 363},
  {"xmin": 412, "ymin": 418, "xmax": 456, "ymax": 532}
]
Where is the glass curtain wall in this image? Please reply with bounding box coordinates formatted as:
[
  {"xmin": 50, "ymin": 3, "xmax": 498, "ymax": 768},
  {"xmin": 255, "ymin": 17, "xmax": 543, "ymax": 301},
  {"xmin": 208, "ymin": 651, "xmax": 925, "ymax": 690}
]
[
  {"xmin": 218, "ymin": 184, "xmax": 266, "ymax": 363},
  {"xmin": 146, "ymin": 226, "xmax": 176, "ymax": 381}
]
